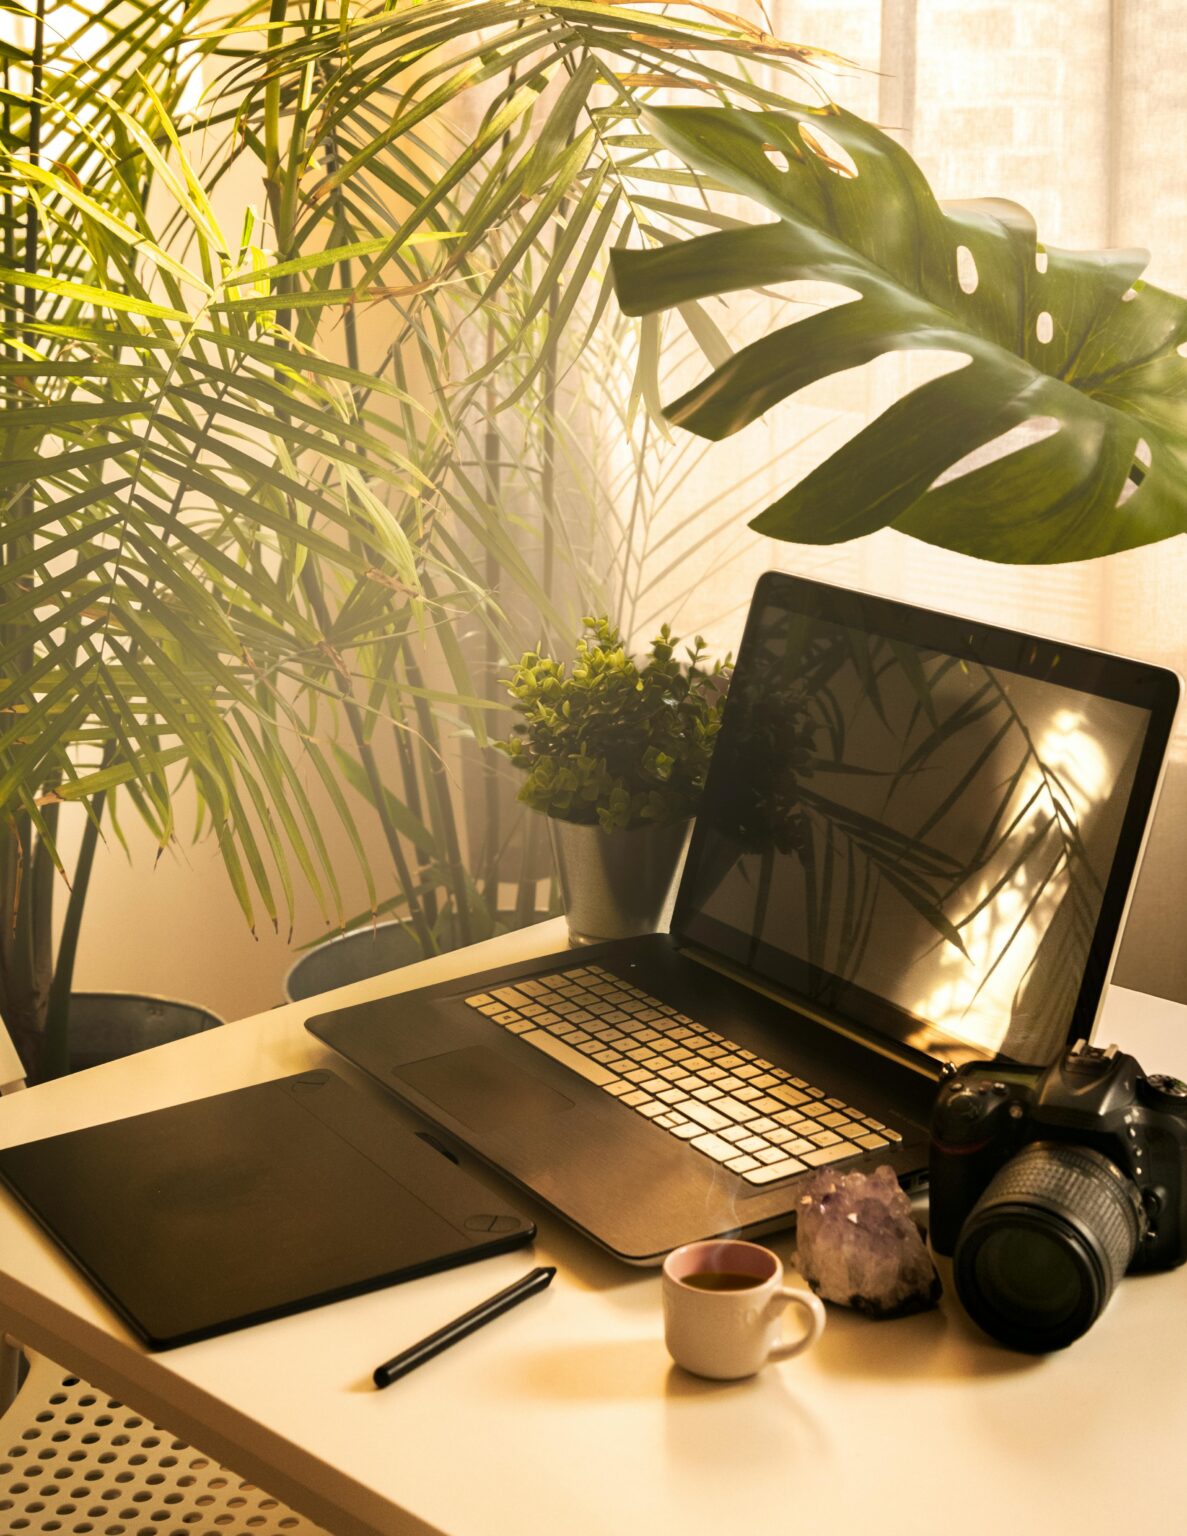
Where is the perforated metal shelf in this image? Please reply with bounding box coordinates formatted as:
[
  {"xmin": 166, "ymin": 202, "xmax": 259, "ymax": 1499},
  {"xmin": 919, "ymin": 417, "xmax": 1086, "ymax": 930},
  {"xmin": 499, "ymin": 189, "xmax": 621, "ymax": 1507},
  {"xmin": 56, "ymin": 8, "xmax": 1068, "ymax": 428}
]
[{"xmin": 0, "ymin": 1351, "xmax": 328, "ymax": 1536}]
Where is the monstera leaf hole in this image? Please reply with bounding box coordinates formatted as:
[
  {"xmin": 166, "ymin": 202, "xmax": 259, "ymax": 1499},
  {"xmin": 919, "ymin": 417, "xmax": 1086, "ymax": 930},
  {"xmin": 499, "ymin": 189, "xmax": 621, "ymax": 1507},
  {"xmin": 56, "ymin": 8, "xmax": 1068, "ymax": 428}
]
[
  {"xmin": 932, "ymin": 415, "xmax": 1063, "ymax": 489},
  {"xmin": 956, "ymin": 245, "xmax": 979, "ymax": 294},
  {"xmin": 1036, "ymin": 249, "xmax": 1049, "ymax": 273},
  {"xmin": 1118, "ymin": 438, "xmax": 1151, "ymax": 502},
  {"xmin": 1036, "ymin": 311, "xmax": 1054, "ymax": 344},
  {"xmin": 764, "ymin": 146, "xmax": 791, "ymax": 172},
  {"xmin": 798, "ymin": 122, "xmax": 859, "ymax": 178}
]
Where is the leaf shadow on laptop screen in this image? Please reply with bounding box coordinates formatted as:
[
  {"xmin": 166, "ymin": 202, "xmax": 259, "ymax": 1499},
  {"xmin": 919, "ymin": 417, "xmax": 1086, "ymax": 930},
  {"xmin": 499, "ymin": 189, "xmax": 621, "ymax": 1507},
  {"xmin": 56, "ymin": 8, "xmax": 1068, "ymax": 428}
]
[{"xmin": 687, "ymin": 601, "xmax": 1144, "ymax": 1068}]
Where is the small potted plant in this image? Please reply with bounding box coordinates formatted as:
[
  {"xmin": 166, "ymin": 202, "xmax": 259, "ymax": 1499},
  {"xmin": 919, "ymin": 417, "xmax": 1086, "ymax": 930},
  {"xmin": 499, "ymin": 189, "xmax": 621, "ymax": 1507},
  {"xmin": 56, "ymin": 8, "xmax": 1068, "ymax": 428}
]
[{"xmin": 497, "ymin": 618, "xmax": 732, "ymax": 944}]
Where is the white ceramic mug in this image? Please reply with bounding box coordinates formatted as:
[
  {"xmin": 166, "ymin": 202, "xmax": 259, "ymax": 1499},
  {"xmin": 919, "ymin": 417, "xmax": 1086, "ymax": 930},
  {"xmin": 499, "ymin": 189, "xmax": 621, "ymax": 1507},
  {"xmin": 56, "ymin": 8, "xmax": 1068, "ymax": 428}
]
[{"xmin": 662, "ymin": 1239, "xmax": 825, "ymax": 1380}]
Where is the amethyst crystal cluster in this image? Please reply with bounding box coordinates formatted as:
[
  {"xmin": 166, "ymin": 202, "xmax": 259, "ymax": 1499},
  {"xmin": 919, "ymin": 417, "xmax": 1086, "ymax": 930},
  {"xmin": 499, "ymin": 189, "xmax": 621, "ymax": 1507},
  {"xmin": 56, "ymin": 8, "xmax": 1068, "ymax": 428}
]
[{"xmin": 794, "ymin": 1165, "xmax": 941, "ymax": 1318}]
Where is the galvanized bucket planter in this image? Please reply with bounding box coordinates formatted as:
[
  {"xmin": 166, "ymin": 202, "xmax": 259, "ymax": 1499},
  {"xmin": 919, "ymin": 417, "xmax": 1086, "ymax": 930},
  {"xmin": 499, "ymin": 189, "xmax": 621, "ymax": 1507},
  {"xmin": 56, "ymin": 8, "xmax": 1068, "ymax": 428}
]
[
  {"xmin": 283, "ymin": 920, "xmax": 423, "ymax": 1003},
  {"xmin": 66, "ymin": 993, "xmax": 224, "ymax": 1075},
  {"xmin": 547, "ymin": 818, "xmax": 692, "ymax": 946}
]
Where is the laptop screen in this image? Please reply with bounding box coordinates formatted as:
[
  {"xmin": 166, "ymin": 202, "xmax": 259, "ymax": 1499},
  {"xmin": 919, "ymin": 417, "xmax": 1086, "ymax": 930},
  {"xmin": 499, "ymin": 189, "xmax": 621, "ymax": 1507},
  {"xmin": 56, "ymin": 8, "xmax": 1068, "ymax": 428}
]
[{"xmin": 673, "ymin": 574, "xmax": 1179, "ymax": 1071}]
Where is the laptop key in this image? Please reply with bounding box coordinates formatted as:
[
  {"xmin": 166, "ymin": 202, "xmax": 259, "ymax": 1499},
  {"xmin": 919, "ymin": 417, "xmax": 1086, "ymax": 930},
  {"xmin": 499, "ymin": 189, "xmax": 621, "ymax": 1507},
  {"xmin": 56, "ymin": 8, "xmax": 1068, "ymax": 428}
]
[
  {"xmin": 751, "ymin": 1096, "xmax": 784, "ymax": 1115},
  {"xmin": 770, "ymin": 1085, "xmax": 808, "ymax": 1108},
  {"xmin": 858, "ymin": 1133, "xmax": 890, "ymax": 1149},
  {"xmin": 671, "ymin": 1122, "xmax": 703, "ymax": 1139},
  {"xmin": 675, "ymin": 1100, "xmax": 731, "ymax": 1132},
  {"xmin": 637, "ymin": 1103, "xmax": 665, "ymax": 1119},
  {"xmin": 802, "ymin": 1142, "xmax": 860, "ymax": 1166},
  {"xmin": 756, "ymin": 1147, "xmax": 787, "ymax": 1164},
  {"xmin": 742, "ymin": 1157, "xmax": 807, "ymax": 1184},
  {"xmin": 505, "ymin": 1020, "xmax": 535, "ymax": 1035},
  {"xmin": 690, "ymin": 1133, "xmax": 736, "ymax": 1162},
  {"xmin": 604, "ymin": 1082, "xmax": 632, "ymax": 1097},
  {"xmin": 710, "ymin": 1096, "xmax": 753, "ymax": 1122},
  {"xmin": 726, "ymin": 1155, "xmax": 761, "ymax": 1174},
  {"xmin": 520, "ymin": 1029, "xmax": 617, "ymax": 1086}
]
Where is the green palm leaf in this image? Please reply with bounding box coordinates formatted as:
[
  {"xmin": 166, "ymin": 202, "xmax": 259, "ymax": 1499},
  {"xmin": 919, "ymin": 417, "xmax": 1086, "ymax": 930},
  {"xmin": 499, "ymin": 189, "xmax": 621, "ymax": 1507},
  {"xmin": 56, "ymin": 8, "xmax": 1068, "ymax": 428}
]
[{"xmin": 610, "ymin": 103, "xmax": 1187, "ymax": 563}]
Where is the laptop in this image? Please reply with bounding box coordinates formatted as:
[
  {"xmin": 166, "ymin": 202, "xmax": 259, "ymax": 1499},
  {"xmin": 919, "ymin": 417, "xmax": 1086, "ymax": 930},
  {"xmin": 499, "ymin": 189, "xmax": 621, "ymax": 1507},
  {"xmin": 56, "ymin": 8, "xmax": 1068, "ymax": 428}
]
[{"xmin": 308, "ymin": 573, "xmax": 1180, "ymax": 1264}]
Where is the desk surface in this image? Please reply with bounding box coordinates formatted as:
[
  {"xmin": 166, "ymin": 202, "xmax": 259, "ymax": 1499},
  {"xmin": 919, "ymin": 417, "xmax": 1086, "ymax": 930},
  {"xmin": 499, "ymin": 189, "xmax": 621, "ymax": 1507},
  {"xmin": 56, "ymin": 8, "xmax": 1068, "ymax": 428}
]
[{"xmin": 2, "ymin": 918, "xmax": 1186, "ymax": 1536}]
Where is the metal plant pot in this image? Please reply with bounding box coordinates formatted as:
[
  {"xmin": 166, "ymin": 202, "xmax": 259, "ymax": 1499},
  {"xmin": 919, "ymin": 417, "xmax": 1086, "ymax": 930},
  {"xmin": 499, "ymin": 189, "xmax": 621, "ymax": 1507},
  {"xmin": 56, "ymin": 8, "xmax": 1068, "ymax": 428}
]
[
  {"xmin": 547, "ymin": 817, "xmax": 692, "ymax": 947},
  {"xmin": 284, "ymin": 920, "xmax": 423, "ymax": 1003},
  {"xmin": 66, "ymin": 993, "xmax": 224, "ymax": 1075}
]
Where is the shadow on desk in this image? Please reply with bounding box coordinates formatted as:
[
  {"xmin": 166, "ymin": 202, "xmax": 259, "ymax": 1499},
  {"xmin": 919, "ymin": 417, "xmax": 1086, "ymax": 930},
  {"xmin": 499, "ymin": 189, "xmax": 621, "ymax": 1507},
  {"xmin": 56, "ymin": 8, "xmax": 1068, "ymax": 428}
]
[{"xmin": 809, "ymin": 1290, "xmax": 1041, "ymax": 1381}]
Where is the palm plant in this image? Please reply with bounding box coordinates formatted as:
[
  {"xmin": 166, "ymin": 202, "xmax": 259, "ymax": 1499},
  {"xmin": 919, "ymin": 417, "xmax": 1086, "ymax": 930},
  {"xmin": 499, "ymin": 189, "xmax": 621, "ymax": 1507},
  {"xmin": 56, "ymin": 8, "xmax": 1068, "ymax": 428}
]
[{"xmin": 1, "ymin": 0, "xmax": 824, "ymax": 1078}]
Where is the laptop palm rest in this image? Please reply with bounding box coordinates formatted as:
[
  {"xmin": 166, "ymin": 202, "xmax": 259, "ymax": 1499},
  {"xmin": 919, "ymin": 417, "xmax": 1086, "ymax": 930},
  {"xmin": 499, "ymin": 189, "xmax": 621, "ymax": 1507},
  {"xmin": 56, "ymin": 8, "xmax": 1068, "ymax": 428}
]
[{"xmin": 394, "ymin": 1047, "xmax": 576, "ymax": 1134}]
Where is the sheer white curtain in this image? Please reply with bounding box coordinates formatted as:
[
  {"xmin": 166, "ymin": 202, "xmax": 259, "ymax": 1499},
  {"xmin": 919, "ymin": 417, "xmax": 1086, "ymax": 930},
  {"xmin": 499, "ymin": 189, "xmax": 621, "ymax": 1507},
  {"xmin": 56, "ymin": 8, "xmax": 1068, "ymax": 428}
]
[{"xmin": 636, "ymin": 0, "xmax": 1187, "ymax": 999}]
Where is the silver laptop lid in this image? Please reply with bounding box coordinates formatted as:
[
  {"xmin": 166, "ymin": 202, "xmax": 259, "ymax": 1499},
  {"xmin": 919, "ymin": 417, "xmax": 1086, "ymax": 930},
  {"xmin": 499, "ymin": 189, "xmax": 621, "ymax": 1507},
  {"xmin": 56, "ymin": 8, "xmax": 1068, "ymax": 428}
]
[{"xmin": 672, "ymin": 573, "xmax": 1180, "ymax": 1073}]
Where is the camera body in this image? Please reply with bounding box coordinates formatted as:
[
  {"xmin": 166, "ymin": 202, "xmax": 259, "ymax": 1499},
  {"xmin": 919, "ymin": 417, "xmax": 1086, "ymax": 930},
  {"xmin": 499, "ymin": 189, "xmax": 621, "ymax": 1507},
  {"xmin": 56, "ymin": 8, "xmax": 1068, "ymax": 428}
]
[{"xmin": 930, "ymin": 1040, "xmax": 1187, "ymax": 1271}]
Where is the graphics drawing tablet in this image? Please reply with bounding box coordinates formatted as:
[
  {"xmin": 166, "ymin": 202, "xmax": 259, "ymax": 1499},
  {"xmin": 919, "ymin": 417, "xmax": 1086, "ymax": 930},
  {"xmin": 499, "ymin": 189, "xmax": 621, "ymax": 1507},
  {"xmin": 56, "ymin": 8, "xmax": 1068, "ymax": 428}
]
[{"xmin": 0, "ymin": 1069, "xmax": 535, "ymax": 1349}]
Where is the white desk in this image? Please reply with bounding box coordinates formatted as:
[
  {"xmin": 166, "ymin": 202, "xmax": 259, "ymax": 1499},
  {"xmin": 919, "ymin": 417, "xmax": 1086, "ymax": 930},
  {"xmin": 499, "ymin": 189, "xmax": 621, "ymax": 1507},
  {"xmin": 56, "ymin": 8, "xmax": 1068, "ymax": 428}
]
[{"xmin": 2, "ymin": 918, "xmax": 1186, "ymax": 1536}]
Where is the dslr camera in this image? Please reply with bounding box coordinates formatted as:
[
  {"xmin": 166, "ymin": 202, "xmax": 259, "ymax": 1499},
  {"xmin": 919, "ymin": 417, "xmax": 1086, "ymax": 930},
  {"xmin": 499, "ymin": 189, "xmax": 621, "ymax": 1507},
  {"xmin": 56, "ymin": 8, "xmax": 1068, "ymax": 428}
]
[{"xmin": 929, "ymin": 1040, "xmax": 1187, "ymax": 1351}]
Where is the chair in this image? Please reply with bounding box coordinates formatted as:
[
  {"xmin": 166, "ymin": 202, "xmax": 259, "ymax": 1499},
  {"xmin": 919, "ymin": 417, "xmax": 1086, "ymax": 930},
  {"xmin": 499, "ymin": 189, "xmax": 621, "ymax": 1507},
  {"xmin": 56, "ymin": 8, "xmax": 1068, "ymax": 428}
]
[{"xmin": 0, "ymin": 1020, "xmax": 328, "ymax": 1536}]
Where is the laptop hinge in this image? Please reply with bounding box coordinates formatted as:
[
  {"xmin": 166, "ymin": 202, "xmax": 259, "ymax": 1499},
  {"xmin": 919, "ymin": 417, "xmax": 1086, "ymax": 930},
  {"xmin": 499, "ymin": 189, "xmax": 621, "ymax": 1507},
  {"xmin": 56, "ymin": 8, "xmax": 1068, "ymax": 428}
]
[{"xmin": 676, "ymin": 943, "xmax": 949, "ymax": 1083}]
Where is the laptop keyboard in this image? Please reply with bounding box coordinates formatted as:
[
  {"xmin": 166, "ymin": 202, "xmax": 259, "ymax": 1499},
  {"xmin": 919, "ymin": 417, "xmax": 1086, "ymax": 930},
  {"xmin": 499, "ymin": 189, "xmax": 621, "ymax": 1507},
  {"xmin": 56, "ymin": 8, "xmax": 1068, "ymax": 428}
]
[{"xmin": 464, "ymin": 964, "xmax": 900, "ymax": 1186}]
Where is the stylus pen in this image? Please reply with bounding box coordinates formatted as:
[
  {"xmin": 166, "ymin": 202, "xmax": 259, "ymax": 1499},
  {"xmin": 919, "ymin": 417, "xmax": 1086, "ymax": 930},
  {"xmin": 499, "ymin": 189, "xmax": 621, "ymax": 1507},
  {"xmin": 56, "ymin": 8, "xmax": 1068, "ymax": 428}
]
[{"xmin": 372, "ymin": 1266, "xmax": 558, "ymax": 1388}]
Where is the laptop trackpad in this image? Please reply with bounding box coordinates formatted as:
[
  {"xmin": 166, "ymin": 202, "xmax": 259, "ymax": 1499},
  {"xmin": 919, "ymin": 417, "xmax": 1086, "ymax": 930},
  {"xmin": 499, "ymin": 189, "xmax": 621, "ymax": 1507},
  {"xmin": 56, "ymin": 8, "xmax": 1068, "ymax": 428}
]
[{"xmin": 394, "ymin": 1047, "xmax": 575, "ymax": 1133}]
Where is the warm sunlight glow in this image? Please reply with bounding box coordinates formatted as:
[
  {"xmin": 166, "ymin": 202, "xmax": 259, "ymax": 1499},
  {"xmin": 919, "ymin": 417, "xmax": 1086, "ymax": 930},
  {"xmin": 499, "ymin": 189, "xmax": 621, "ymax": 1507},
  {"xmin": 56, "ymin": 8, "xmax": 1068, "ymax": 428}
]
[{"xmin": 913, "ymin": 709, "xmax": 1107, "ymax": 1051}]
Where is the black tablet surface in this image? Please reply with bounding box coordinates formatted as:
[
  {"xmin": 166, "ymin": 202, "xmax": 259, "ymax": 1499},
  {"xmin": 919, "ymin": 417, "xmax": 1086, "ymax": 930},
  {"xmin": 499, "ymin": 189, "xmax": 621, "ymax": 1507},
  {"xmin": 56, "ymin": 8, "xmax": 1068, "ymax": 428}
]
[{"xmin": 0, "ymin": 1069, "xmax": 535, "ymax": 1348}]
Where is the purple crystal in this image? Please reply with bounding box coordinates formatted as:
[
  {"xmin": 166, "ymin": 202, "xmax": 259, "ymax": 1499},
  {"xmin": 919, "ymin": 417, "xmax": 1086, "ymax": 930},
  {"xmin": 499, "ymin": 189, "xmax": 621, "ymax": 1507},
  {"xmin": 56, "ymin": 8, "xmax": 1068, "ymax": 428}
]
[{"xmin": 794, "ymin": 1165, "xmax": 941, "ymax": 1319}]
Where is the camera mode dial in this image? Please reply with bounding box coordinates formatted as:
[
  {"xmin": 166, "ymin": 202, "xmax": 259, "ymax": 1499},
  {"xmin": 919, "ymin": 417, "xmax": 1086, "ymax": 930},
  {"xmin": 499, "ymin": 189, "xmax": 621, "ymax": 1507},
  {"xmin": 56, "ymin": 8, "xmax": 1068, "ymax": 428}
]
[
  {"xmin": 934, "ymin": 1078, "xmax": 1011, "ymax": 1135},
  {"xmin": 1140, "ymin": 1074, "xmax": 1187, "ymax": 1112}
]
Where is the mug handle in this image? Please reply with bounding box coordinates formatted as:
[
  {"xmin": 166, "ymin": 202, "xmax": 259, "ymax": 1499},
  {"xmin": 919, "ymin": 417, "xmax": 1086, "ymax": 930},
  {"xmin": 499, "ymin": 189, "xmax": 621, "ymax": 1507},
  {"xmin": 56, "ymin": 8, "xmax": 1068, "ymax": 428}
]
[{"xmin": 765, "ymin": 1287, "xmax": 826, "ymax": 1363}]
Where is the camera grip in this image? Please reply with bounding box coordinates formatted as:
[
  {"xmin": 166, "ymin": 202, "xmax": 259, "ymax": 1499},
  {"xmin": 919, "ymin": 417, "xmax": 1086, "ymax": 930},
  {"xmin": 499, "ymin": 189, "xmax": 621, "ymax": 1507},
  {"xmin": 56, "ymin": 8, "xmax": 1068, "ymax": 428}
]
[{"xmin": 929, "ymin": 1080, "xmax": 1017, "ymax": 1255}]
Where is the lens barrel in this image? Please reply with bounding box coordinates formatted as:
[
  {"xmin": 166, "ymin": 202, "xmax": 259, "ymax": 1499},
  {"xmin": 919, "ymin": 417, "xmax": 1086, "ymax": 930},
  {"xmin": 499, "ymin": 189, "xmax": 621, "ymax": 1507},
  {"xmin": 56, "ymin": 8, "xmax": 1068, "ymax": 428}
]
[{"xmin": 953, "ymin": 1142, "xmax": 1145, "ymax": 1352}]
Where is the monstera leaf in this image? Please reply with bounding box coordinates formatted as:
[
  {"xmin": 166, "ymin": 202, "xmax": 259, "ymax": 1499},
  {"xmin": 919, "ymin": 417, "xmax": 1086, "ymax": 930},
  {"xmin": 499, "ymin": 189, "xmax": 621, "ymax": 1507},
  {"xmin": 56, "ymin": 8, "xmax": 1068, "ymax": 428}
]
[{"xmin": 610, "ymin": 104, "xmax": 1187, "ymax": 562}]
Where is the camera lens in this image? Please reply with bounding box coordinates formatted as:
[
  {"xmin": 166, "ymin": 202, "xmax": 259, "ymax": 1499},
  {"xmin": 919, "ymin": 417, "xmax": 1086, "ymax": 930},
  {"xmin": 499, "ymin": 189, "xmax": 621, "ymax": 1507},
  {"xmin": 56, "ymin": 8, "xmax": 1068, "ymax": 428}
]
[{"xmin": 953, "ymin": 1143, "xmax": 1145, "ymax": 1352}]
